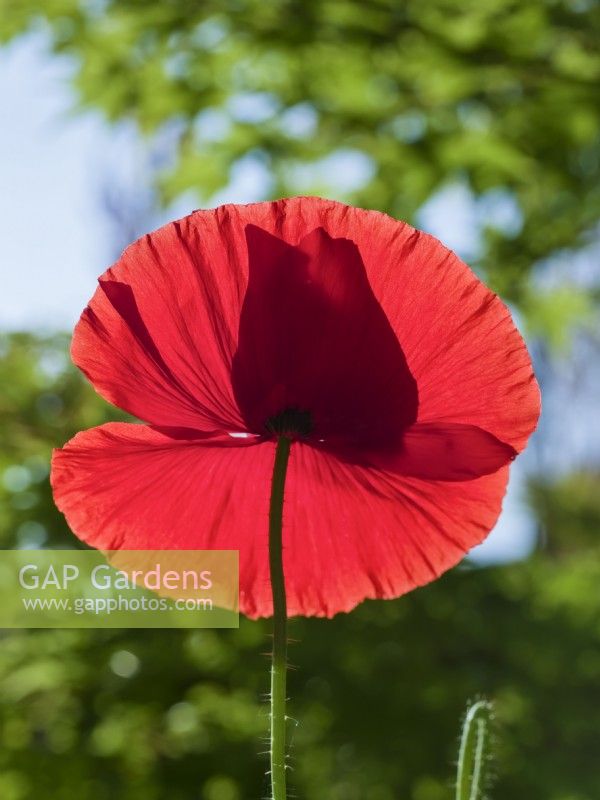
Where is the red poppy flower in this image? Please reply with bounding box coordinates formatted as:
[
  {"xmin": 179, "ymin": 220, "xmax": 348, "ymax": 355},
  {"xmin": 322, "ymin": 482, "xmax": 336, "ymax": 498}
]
[{"xmin": 51, "ymin": 197, "xmax": 540, "ymax": 618}]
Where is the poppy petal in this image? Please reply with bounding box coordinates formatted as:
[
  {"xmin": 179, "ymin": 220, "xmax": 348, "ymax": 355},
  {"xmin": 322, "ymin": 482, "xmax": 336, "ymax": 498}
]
[
  {"xmin": 280, "ymin": 444, "xmax": 509, "ymax": 617},
  {"xmin": 213, "ymin": 197, "xmax": 539, "ymax": 452},
  {"xmin": 51, "ymin": 426, "xmax": 508, "ymax": 618},
  {"xmin": 73, "ymin": 217, "xmax": 249, "ymax": 431},
  {"xmin": 51, "ymin": 423, "xmax": 275, "ymax": 617}
]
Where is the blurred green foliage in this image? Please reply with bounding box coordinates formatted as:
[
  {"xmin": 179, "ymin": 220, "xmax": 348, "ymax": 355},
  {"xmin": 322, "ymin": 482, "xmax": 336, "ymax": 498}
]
[
  {"xmin": 1, "ymin": 333, "xmax": 599, "ymax": 799},
  {"xmin": 1, "ymin": 0, "xmax": 600, "ymax": 323},
  {"xmin": 1, "ymin": 2, "xmax": 600, "ymax": 798}
]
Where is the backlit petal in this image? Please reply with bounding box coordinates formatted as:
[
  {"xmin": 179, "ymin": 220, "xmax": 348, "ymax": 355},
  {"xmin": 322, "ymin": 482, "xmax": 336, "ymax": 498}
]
[
  {"xmin": 52, "ymin": 427, "xmax": 509, "ymax": 618},
  {"xmin": 280, "ymin": 444, "xmax": 509, "ymax": 617},
  {"xmin": 51, "ymin": 423, "xmax": 274, "ymax": 617}
]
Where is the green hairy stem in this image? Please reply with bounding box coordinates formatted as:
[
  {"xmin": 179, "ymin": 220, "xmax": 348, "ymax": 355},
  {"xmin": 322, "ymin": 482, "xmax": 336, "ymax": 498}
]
[{"xmin": 268, "ymin": 436, "xmax": 292, "ymax": 800}]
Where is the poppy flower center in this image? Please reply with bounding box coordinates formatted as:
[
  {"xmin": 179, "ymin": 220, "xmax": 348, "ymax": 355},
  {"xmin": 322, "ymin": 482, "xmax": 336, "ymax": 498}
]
[{"xmin": 265, "ymin": 407, "xmax": 313, "ymax": 439}]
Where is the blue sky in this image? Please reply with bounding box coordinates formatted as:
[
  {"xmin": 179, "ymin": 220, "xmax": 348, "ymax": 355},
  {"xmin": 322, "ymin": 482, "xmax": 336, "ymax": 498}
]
[
  {"xmin": 0, "ymin": 34, "xmax": 109, "ymax": 330},
  {"xmin": 0, "ymin": 32, "xmax": 538, "ymax": 563}
]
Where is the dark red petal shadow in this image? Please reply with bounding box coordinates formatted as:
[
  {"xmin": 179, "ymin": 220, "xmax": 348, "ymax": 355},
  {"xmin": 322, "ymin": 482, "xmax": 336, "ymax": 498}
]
[
  {"xmin": 322, "ymin": 422, "xmax": 516, "ymax": 480},
  {"xmin": 232, "ymin": 225, "xmax": 418, "ymax": 446}
]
